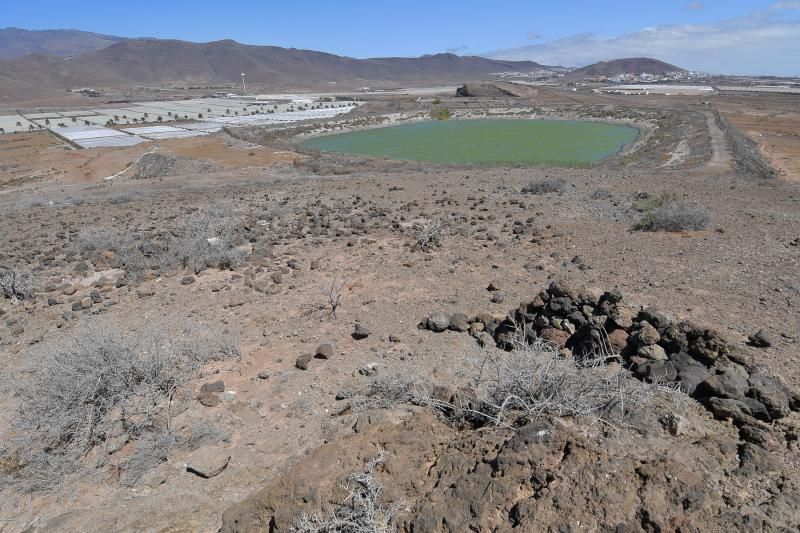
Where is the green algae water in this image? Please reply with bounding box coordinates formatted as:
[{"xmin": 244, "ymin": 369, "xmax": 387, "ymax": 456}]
[{"xmin": 302, "ymin": 119, "xmax": 638, "ymax": 166}]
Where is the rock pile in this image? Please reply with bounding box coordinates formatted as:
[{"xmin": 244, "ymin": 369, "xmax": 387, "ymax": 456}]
[{"xmin": 424, "ymin": 281, "xmax": 799, "ymax": 430}]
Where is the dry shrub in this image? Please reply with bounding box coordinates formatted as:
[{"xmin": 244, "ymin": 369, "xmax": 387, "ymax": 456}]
[
  {"xmin": 293, "ymin": 450, "xmax": 402, "ymax": 533},
  {"xmin": 2, "ymin": 320, "xmax": 241, "ymax": 492},
  {"xmin": 473, "ymin": 339, "xmax": 655, "ymax": 426},
  {"xmin": 0, "ymin": 267, "xmax": 33, "ymax": 301},
  {"xmin": 634, "ymin": 197, "xmax": 709, "ymax": 232},
  {"xmin": 522, "ymin": 177, "xmax": 568, "ymax": 195},
  {"xmin": 412, "ymin": 218, "xmax": 445, "ymax": 252},
  {"xmin": 164, "ymin": 209, "xmax": 242, "ymax": 273}
]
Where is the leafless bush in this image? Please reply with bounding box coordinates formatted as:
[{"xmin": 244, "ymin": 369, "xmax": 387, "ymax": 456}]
[
  {"xmin": 163, "ymin": 210, "xmax": 242, "ymax": 273},
  {"xmin": 350, "ymin": 376, "xmax": 428, "ymax": 412},
  {"xmin": 521, "ymin": 177, "xmax": 568, "ymax": 195},
  {"xmin": 473, "ymin": 338, "xmax": 658, "ymax": 427},
  {"xmin": 412, "ymin": 218, "xmax": 445, "ymax": 252},
  {"xmin": 634, "ymin": 200, "xmax": 709, "ymax": 232},
  {"xmin": 293, "ymin": 450, "xmax": 402, "ymax": 533},
  {"xmin": 120, "ymin": 430, "xmax": 172, "ymax": 487},
  {"xmin": 0, "ymin": 267, "xmax": 33, "ymax": 301},
  {"xmin": 75, "ymin": 227, "xmax": 132, "ymax": 253},
  {"xmin": 300, "ymin": 277, "xmax": 347, "ymax": 320},
  {"xmin": 590, "ymin": 188, "xmax": 615, "ymax": 200},
  {"xmin": 3, "ymin": 320, "xmax": 241, "ymax": 492}
]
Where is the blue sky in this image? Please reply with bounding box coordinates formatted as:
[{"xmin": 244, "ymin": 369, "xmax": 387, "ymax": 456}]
[{"xmin": 5, "ymin": 0, "xmax": 800, "ymax": 74}]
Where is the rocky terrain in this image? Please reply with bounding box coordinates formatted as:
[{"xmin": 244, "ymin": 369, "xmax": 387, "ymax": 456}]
[{"xmin": 0, "ymin": 92, "xmax": 799, "ymax": 532}]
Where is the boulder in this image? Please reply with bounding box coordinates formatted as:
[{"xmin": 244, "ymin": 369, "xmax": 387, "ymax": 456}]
[
  {"xmin": 747, "ymin": 329, "xmax": 773, "ymax": 348},
  {"xmin": 607, "ymin": 328, "xmax": 630, "ymax": 353},
  {"xmin": 638, "ymin": 344, "xmax": 668, "ymax": 361},
  {"xmin": 539, "ymin": 327, "xmax": 570, "ymax": 349},
  {"xmin": 426, "ymin": 312, "xmax": 450, "ymax": 333},
  {"xmin": 352, "ymin": 323, "xmax": 370, "ymax": 340},
  {"xmin": 185, "ymin": 447, "xmax": 231, "ymax": 479},
  {"xmin": 295, "ymin": 353, "xmax": 313, "ymax": 370},
  {"xmin": 448, "ymin": 313, "xmax": 470, "ymax": 332},
  {"xmin": 631, "ymin": 322, "xmax": 660, "ymax": 348},
  {"xmin": 315, "ymin": 343, "xmax": 334, "ymax": 359}
]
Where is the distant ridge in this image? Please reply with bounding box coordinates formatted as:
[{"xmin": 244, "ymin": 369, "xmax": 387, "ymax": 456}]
[
  {"xmin": 0, "ymin": 27, "xmax": 124, "ymax": 59},
  {"xmin": 0, "ymin": 38, "xmax": 548, "ymax": 103},
  {"xmin": 570, "ymin": 57, "xmax": 685, "ymax": 78}
]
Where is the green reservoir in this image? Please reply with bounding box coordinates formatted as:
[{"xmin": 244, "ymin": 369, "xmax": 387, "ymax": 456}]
[{"xmin": 301, "ymin": 119, "xmax": 638, "ymax": 166}]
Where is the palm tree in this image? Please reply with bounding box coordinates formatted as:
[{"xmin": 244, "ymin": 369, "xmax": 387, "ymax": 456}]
[
  {"xmin": 157, "ymin": 116, "xmax": 163, "ymax": 122},
  {"xmin": 71, "ymin": 117, "xmax": 77, "ymax": 123},
  {"xmin": 16, "ymin": 121, "xmax": 21, "ymax": 127},
  {"xmin": 0, "ymin": 128, "xmax": 5, "ymax": 134}
]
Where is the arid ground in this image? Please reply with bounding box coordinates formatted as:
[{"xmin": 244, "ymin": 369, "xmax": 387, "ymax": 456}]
[{"xmin": 1, "ymin": 88, "xmax": 799, "ymax": 532}]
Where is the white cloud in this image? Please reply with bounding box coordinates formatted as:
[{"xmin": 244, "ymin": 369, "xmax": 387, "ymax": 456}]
[
  {"xmin": 487, "ymin": 16, "xmax": 800, "ymax": 76},
  {"xmin": 686, "ymin": 2, "xmax": 705, "ymax": 10}
]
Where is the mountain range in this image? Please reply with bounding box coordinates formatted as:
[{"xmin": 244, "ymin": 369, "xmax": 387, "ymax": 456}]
[{"xmin": 0, "ymin": 29, "xmax": 686, "ymax": 106}]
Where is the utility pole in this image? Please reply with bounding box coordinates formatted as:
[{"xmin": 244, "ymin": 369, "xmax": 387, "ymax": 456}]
[{"xmin": 241, "ymin": 73, "xmax": 247, "ymax": 96}]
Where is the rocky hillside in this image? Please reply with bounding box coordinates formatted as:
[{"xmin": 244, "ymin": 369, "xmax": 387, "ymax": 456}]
[
  {"xmin": 570, "ymin": 57, "xmax": 685, "ymax": 78},
  {"xmin": 0, "ymin": 38, "xmax": 546, "ymax": 89},
  {"xmin": 0, "ymin": 27, "xmax": 123, "ymax": 59}
]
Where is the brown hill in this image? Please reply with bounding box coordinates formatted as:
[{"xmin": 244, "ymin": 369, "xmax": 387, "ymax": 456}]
[
  {"xmin": 0, "ymin": 38, "xmax": 546, "ymax": 96},
  {"xmin": 570, "ymin": 57, "xmax": 685, "ymax": 78},
  {"xmin": 0, "ymin": 27, "xmax": 123, "ymax": 59}
]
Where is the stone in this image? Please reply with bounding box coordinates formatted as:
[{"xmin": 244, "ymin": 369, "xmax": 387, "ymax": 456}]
[
  {"xmin": 631, "ymin": 322, "xmax": 660, "ymax": 347},
  {"xmin": 747, "ymin": 329, "xmax": 773, "ymax": 348},
  {"xmin": 352, "ymin": 323, "xmax": 370, "ymax": 340},
  {"xmin": 699, "ymin": 371, "xmax": 749, "ymax": 401},
  {"xmin": 539, "ymin": 327, "xmax": 570, "ymax": 348},
  {"xmin": 708, "ymin": 397, "xmax": 754, "ymax": 424},
  {"xmin": 257, "ymin": 370, "xmax": 270, "ymax": 380},
  {"xmin": 486, "ymin": 281, "xmax": 500, "ymax": 292},
  {"xmin": 62, "ymin": 285, "xmax": 77, "ymax": 296},
  {"xmin": 578, "ymin": 287, "xmax": 604, "ymax": 306},
  {"xmin": 607, "ymin": 329, "xmax": 630, "ymax": 353},
  {"xmin": 181, "ymin": 276, "xmax": 195, "ymax": 285},
  {"xmin": 748, "ymin": 372, "xmax": 794, "ymax": 420},
  {"xmin": 315, "ymin": 343, "xmax": 333, "ymax": 359},
  {"xmin": 185, "ymin": 447, "xmax": 231, "ymax": 479},
  {"xmin": 661, "ymin": 322, "xmax": 691, "ymax": 353},
  {"xmin": 566, "ymin": 322, "xmax": 606, "ymax": 358},
  {"xmin": 687, "ymin": 328, "xmax": 728, "ymax": 364},
  {"xmin": 638, "ymin": 344, "xmax": 668, "ymax": 361},
  {"xmin": 295, "ymin": 353, "xmax": 313, "ymax": 370},
  {"xmin": 90, "ymin": 290, "xmax": 103, "ymax": 303},
  {"xmin": 197, "ymin": 392, "xmax": 220, "ymax": 407},
  {"xmin": 547, "ymin": 280, "xmax": 577, "ymax": 299},
  {"xmin": 10, "ymin": 324, "xmax": 24, "ymax": 336},
  {"xmin": 80, "ymin": 297, "xmax": 93, "ymax": 310},
  {"xmin": 608, "ymin": 306, "xmax": 636, "ymax": 330},
  {"xmin": 638, "ymin": 308, "xmax": 674, "ymax": 332},
  {"xmin": 670, "ymin": 353, "xmax": 711, "ymax": 396},
  {"xmin": 426, "ymin": 312, "xmax": 450, "ymax": 333},
  {"xmin": 631, "ymin": 359, "xmax": 678, "ymax": 381},
  {"xmin": 490, "ymin": 292, "xmax": 505, "ymax": 304},
  {"xmin": 662, "ymin": 413, "xmax": 690, "ymax": 436},
  {"xmin": 47, "ymin": 297, "xmax": 59, "ymax": 306},
  {"xmin": 359, "ymin": 363, "xmax": 379, "ymax": 376},
  {"xmin": 448, "ymin": 313, "xmax": 469, "ymax": 332}
]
